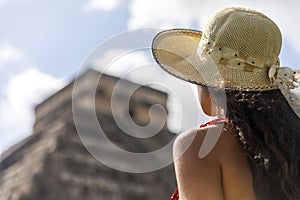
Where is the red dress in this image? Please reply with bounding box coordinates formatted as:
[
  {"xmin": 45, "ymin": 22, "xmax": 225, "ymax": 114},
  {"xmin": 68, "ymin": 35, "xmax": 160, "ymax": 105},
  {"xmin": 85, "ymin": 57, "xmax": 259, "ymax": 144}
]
[{"xmin": 170, "ymin": 118, "xmax": 227, "ymax": 200}]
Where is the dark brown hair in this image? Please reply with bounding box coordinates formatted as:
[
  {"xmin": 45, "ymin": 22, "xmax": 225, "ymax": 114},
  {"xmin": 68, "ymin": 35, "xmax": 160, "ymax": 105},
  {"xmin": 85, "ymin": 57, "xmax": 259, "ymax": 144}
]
[{"xmin": 206, "ymin": 86, "xmax": 300, "ymax": 200}]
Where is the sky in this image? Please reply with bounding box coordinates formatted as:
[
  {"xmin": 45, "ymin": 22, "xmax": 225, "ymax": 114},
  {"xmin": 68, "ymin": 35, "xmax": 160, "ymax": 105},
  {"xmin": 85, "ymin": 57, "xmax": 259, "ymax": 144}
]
[{"xmin": 1, "ymin": 0, "xmax": 300, "ymax": 153}]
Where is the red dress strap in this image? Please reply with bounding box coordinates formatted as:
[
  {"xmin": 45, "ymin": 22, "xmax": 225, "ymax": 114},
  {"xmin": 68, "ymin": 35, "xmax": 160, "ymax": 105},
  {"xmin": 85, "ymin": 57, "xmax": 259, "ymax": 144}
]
[
  {"xmin": 170, "ymin": 188, "xmax": 179, "ymax": 200},
  {"xmin": 169, "ymin": 118, "xmax": 227, "ymax": 200},
  {"xmin": 199, "ymin": 118, "xmax": 227, "ymax": 128}
]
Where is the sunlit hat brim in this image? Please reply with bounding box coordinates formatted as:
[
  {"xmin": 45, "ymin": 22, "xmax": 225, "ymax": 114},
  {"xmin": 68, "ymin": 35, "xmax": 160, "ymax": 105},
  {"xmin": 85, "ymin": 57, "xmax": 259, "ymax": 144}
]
[{"xmin": 152, "ymin": 29, "xmax": 205, "ymax": 85}]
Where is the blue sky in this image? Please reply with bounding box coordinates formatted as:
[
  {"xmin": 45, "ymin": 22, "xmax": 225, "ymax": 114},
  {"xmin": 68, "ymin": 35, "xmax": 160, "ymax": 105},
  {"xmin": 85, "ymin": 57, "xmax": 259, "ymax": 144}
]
[{"xmin": 1, "ymin": 0, "xmax": 300, "ymax": 153}]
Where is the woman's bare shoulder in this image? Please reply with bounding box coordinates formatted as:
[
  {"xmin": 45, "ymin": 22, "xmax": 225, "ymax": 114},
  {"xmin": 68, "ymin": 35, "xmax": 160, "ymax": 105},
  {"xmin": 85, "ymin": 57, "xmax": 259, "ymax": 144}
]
[
  {"xmin": 172, "ymin": 124, "xmax": 236, "ymax": 200},
  {"xmin": 173, "ymin": 123, "xmax": 238, "ymax": 161}
]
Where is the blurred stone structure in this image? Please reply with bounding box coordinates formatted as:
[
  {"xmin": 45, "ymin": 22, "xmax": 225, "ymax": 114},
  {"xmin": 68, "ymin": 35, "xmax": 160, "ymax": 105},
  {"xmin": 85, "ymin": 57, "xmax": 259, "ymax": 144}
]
[{"xmin": 0, "ymin": 69, "xmax": 176, "ymax": 200}]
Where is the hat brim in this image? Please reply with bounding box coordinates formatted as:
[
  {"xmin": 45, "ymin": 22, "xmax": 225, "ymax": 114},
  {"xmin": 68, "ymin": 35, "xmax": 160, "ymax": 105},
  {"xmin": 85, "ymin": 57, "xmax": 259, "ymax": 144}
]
[{"xmin": 152, "ymin": 29, "xmax": 206, "ymax": 86}]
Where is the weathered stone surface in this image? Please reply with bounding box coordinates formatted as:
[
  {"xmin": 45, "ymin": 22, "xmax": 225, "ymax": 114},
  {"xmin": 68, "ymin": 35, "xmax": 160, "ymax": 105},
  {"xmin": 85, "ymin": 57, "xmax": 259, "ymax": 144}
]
[{"xmin": 0, "ymin": 69, "xmax": 176, "ymax": 200}]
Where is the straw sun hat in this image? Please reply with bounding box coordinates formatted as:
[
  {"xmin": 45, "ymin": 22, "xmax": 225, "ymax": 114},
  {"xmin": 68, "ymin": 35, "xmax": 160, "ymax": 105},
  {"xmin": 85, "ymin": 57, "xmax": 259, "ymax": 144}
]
[{"xmin": 152, "ymin": 7, "xmax": 300, "ymax": 93}]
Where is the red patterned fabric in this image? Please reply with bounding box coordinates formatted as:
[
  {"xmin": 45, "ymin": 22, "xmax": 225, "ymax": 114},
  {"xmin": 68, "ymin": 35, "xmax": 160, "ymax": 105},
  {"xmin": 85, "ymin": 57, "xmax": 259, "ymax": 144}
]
[{"xmin": 169, "ymin": 118, "xmax": 227, "ymax": 200}]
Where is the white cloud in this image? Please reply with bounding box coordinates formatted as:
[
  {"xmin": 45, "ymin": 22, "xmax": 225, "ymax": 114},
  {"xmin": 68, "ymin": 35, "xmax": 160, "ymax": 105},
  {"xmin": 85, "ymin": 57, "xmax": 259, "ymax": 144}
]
[
  {"xmin": 0, "ymin": 45, "xmax": 23, "ymax": 66},
  {"xmin": 127, "ymin": 0, "xmax": 239, "ymax": 30},
  {"xmin": 0, "ymin": 68, "xmax": 66, "ymax": 151},
  {"xmin": 85, "ymin": 0, "xmax": 121, "ymax": 11},
  {"xmin": 128, "ymin": 0, "xmax": 195, "ymax": 29},
  {"xmin": 91, "ymin": 49, "xmax": 150, "ymax": 77}
]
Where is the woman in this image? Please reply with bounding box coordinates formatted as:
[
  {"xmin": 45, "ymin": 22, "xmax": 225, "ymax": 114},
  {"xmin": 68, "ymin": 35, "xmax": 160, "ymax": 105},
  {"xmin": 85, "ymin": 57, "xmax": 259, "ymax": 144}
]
[{"xmin": 152, "ymin": 7, "xmax": 300, "ymax": 200}]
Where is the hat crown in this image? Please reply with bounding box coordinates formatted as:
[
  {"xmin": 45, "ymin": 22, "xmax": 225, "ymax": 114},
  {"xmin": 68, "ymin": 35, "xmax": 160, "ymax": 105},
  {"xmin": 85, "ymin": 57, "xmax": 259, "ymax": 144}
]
[{"xmin": 201, "ymin": 7, "xmax": 282, "ymax": 66}]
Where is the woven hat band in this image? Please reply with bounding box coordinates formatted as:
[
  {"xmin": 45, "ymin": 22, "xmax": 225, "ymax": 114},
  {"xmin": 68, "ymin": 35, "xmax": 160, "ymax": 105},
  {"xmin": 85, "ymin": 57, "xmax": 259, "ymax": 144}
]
[
  {"xmin": 198, "ymin": 42, "xmax": 279, "ymax": 73},
  {"xmin": 183, "ymin": 50, "xmax": 278, "ymax": 91}
]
